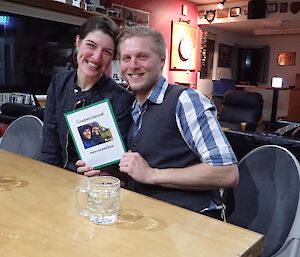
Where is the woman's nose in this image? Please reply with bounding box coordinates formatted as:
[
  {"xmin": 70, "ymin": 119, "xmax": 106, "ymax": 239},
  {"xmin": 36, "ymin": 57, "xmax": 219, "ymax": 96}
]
[{"xmin": 92, "ymin": 48, "xmax": 103, "ymax": 61}]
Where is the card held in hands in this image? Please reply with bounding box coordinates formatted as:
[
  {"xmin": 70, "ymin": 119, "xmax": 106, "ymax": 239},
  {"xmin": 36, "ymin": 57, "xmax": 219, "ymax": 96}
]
[{"xmin": 64, "ymin": 99, "xmax": 126, "ymax": 169}]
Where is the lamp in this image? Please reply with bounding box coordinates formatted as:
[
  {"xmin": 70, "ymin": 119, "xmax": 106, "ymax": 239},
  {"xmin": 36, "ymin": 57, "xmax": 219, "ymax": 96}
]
[{"xmin": 217, "ymin": 0, "xmax": 226, "ymax": 9}]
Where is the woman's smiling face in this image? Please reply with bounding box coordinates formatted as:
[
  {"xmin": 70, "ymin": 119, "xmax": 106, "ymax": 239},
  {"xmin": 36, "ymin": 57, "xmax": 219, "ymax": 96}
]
[{"xmin": 76, "ymin": 30, "xmax": 115, "ymax": 80}]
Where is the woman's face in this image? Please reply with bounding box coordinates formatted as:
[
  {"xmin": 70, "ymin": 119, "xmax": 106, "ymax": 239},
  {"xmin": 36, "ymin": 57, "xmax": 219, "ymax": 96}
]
[
  {"xmin": 82, "ymin": 128, "xmax": 92, "ymax": 139},
  {"xmin": 76, "ymin": 30, "xmax": 115, "ymax": 81}
]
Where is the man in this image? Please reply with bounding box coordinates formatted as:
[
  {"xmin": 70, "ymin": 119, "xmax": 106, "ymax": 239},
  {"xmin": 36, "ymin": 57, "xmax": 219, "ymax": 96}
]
[{"xmin": 117, "ymin": 26, "xmax": 239, "ymax": 219}]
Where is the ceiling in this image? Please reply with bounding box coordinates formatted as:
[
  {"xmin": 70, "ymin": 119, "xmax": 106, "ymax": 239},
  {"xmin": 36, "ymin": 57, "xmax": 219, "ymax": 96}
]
[{"xmin": 188, "ymin": 0, "xmax": 300, "ymax": 36}]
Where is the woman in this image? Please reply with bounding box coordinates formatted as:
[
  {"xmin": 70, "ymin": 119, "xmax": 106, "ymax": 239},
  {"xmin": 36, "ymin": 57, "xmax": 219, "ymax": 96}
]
[{"xmin": 39, "ymin": 16, "xmax": 133, "ymax": 175}]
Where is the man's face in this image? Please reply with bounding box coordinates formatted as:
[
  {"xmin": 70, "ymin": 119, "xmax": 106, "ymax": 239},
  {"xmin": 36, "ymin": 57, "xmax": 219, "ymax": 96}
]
[
  {"xmin": 92, "ymin": 126, "xmax": 100, "ymax": 135},
  {"xmin": 119, "ymin": 36, "xmax": 165, "ymax": 102}
]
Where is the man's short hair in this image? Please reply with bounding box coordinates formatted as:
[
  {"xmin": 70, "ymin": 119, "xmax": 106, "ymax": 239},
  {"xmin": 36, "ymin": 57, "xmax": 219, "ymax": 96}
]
[{"xmin": 117, "ymin": 26, "xmax": 166, "ymax": 59}]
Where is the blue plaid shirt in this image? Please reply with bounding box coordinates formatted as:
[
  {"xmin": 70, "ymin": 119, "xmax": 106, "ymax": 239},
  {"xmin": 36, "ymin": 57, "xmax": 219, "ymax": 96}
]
[{"xmin": 132, "ymin": 76, "xmax": 237, "ymax": 166}]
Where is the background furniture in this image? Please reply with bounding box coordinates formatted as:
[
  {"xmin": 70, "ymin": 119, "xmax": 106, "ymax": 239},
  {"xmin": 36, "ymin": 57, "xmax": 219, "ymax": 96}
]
[
  {"xmin": 219, "ymin": 90, "xmax": 263, "ymax": 131},
  {"xmin": 0, "ymin": 102, "xmax": 44, "ymax": 125},
  {"xmin": 212, "ymin": 79, "xmax": 236, "ymax": 112},
  {"xmin": 287, "ymin": 74, "xmax": 300, "ymax": 122},
  {"xmin": 224, "ymin": 145, "xmax": 300, "ymax": 257},
  {"xmin": 0, "ymin": 150, "xmax": 264, "ymax": 257},
  {"xmin": 224, "ymin": 129, "xmax": 300, "ymax": 162},
  {"xmin": 0, "ymin": 115, "xmax": 43, "ymax": 160},
  {"xmin": 236, "ymin": 84, "xmax": 293, "ymax": 130}
]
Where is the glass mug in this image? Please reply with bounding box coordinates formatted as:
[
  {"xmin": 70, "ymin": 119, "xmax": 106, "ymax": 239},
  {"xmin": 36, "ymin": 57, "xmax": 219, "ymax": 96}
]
[{"xmin": 76, "ymin": 176, "xmax": 120, "ymax": 225}]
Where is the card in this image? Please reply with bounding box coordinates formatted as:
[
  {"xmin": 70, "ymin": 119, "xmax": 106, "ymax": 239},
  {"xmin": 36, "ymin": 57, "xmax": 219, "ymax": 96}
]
[{"xmin": 64, "ymin": 99, "xmax": 126, "ymax": 169}]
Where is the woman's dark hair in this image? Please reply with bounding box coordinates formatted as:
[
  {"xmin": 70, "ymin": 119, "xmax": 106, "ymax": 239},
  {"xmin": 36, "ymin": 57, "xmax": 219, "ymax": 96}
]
[{"xmin": 78, "ymin": 15, "xmax": 119, "ymax": 47}]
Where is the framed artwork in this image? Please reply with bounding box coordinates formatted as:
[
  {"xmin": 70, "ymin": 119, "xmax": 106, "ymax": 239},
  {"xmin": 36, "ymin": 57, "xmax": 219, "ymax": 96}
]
[
  {"xmin": 279, "ymin": 2, "xmax": 288, "ymax": 13},
  {"xmin": 218, "ymin": 44, "xmax": 232, "ymax": 68},
  {"xmin": 198, "ymin": 10, "xmax": 206, "ymax": 19},
  {"xmin": 267, "ymin": 3, "xmax": 278, "ymax": 13},
  {"xmin": 111, "ymin": 3, "xmax": 149, "ymax": 27},
  {"xmin": 170, "ymin": 21, "xmax": 197, "ymax": 70},
  {"xmin": 230, "ymin": 7, "xmax": 241, "ymax": 17},
  {"xmin": 217, "ymin": 8, "xmax": 229, "ymax": 19},
  {"xmin": 277, "ymin": 52, "xmax": 296, "ymax": 66},
  {"xmin": 205, "ymin": 10, "xmax": 216, "ymax": 23},
  {"xmin": 242, "ymin": 6, "xmax": 248, "ymax": 16}
]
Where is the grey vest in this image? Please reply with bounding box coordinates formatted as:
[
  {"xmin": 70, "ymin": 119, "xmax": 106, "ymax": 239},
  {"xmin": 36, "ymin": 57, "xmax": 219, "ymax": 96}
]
[{"xmin": 127, "ymin": 84, "xmax": 221, "ymax": 212}]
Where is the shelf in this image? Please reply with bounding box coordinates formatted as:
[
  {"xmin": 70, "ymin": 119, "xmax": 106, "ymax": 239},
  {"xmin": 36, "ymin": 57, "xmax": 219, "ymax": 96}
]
[{"xmin": 5, "ymin": 0, "xmax": 122, "ymax": 24}]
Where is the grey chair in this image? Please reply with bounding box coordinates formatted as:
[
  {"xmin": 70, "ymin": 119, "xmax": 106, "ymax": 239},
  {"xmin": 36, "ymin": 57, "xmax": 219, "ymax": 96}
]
[
  {"xmin": 224, "ymin": 145, "xmax": 300, "ymax": 257},
  {"xmin": 0, "ymin": 115, "xmax": 43, "ymax": 160}
]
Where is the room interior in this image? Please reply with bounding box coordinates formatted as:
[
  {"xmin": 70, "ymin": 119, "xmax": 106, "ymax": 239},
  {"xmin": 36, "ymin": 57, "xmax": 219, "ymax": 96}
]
[
  {"xmin": 0, "ymin": 0, "xmax": 300, "ymax": 156},
  {"xmin": 1, "ymin": 1, "xmax": 300, "ymax": 255}
]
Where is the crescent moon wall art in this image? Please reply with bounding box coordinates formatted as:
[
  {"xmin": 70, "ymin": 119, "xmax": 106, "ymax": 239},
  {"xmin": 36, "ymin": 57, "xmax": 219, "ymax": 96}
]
[{"xmin": 170, "ymin": 21, "xmax": 197, "ymax": 70}]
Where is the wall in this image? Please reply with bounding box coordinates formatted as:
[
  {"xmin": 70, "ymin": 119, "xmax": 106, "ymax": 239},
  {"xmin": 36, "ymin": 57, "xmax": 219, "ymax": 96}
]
[
  {"xmin": 240, "ymin": 34, "xmax": 300, "ymax": 120},
  {"xmin": 196, "ymin": 0, "xmax": 300, "ymax": 121},
  {"xmin": 112, "ymin": 0, "xmax": 199, "ymax": 87}
]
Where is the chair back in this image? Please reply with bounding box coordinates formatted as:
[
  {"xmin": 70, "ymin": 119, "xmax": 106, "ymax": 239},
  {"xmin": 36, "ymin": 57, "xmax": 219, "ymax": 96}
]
[
  {"xmin": 0, "ymin": 115, "xmax": 43, "ymax": 160},
  {"xmin": 226, "ymin": 145, "xmax": 300, "ymax": 257},
  {"xmin": 212, "ymin": 79, "xmax": 236, "ymax": 112},
  {"xmin": 219, "ymin": 90, "xmax": 263, "ymax": 131}
]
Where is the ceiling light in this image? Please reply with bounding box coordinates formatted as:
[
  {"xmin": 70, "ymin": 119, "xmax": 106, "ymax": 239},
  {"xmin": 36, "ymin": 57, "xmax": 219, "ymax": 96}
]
[{"xmin": 217, "ymin": 0, "xmax": 226, "ymax": 10}]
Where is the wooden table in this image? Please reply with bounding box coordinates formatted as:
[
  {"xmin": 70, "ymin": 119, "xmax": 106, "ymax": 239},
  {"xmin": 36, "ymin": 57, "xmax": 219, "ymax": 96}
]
[{"xmin": 0, "ymin": 150, "xmax": 264, "ymax": 257}]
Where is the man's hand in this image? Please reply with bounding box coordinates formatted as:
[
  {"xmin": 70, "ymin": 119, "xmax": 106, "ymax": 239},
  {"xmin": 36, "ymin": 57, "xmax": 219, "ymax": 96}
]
[{"xmin": 119, "ymin": 151, "xmax": 156, "ymax": 184}]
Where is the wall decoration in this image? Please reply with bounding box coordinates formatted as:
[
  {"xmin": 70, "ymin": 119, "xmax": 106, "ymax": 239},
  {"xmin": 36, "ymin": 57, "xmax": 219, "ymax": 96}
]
[
  {"xmin": 170, "ymin": 21, "xmax": 197, "ymax": 70},
  {"xmin": 198, "ymin": 10, "xmax": 206, "ymax": 19},
  {"xmin": 230, "ymin": 7, "xmax": 241, "ymax": 17},
  {"xmin": 267, "ymin": 3, "xmax": 278, "ymax": 13},
  {"xmin": 200, "ymin": 31, "xmax": 208, "ymax": 67},
  {"xmin": 279, "ymin": 2, "xmax": 288, "ymax": 13},
  {"xmin": 218, "ymin": 44, "xmax": 232, "ymax": 68},
  {"xmin": 290, "ymin": 2, "xmax": 300, "ymax": 14},
  {"xmin": 217, "ymin": 8, "xmax": 229, "ymax": 19},
  {"xmin": 182, "ymin": 4, "xmax": 188, "ymax": 16},
  {"xmin": 205, "ymin": 10, "xmax": 216, "ymax": 23},
  {"xmin": 277, "ymin": 52, "xmax": 296, "ymax": 66},
  {"xmin": 111, "ymin": 3, "xmax": 149, "ymax": 27},
  {"xmin": 242, "ymin": 6, "xmax": 248, "ymax": 16}
]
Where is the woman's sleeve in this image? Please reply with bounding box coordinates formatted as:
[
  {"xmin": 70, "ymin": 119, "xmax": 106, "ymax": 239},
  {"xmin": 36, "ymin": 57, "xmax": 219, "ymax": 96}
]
[{"xmin": 38, "ymin": 75, "xmax": 63, "ymax": 166}]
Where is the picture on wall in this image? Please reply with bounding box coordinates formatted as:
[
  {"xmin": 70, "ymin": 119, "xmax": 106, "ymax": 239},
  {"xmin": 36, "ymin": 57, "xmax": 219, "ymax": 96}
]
[
  {"xmin": 230, "ymin": 7, "xmax": 241, "ymax": 17},
  {"xmin": 277, "ymin": 52, "xmax": 296, "ymax": 66},
  {"xmin": 111, "ymin": 3, "xmax": 149, "ymax": 27},
  {"xmin": 170, "ymin": 21, "xmax": 197, "ymax": 70},
  {"xmin": 267, "ymin": 3, "xmax": 278, "ymax": 13},
  {"xmin": 218, "ymin": 44, "xmax": 232, "ymax": 68},
  {"xmin": 217, "ymin": 8, "xmax": 229, "ymax": 19}
]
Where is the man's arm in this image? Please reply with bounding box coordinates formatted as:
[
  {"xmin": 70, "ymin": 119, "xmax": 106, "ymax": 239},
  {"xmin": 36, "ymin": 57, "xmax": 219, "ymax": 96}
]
[{"xmin": 119, "ymin": 151, "xmax": 238, "ymax": 190}]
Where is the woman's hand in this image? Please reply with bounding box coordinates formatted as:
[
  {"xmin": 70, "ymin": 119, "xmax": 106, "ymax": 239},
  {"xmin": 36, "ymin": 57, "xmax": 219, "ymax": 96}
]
[{"xmin": 75, "ymin": 160, "xmax": 103, "ymax": 177}]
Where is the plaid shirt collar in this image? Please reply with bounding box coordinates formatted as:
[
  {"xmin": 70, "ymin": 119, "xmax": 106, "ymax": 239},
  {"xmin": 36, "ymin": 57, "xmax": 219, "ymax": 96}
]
[{"xmin": 131, "ymin": 76, "xmax": 168, "ymax": 125}]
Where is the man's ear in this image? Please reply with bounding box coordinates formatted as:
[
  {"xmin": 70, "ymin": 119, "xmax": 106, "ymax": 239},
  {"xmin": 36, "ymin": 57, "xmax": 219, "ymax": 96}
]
[{"xmin": 160, "ymin": 57, "xmax": 166, "ymax": 70}]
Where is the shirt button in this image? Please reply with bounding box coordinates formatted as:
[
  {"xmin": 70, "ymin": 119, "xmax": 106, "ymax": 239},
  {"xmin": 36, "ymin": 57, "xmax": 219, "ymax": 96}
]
[{"xmin": 133, "ymin": 143, "xmax": 137, "ymax": 147}]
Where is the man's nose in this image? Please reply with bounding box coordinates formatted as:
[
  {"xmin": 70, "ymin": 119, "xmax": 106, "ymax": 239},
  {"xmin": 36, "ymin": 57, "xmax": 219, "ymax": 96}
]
[{"xmin": 129, "ymin": 57, "xmax": 138, "ymax": 68}]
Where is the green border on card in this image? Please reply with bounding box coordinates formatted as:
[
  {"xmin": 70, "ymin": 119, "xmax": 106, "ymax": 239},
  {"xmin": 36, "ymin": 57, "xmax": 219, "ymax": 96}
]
[{"xmin": 64, "ymin": 99, "xmax": 126, "ymax": 169}]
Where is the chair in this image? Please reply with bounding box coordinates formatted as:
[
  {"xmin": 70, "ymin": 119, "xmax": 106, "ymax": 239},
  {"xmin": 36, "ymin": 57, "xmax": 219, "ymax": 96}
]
[
  {"xmin": 212, "ymin": 79, "xmax": 236, "ymax": 112},
  {"xmin": 224, "ymin": 145, "xmax": 300, "ymax": 257},
  {"xmin": 0, "ymin": 115, "xmax": 43, "ymax": 160},
  {"xmin": 218, "ymin": 90, "xmax": 263, "ymax": 131},
  {"xmin": 0, "ymin": 102, "xmax": 44, "ymax": 125}
]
